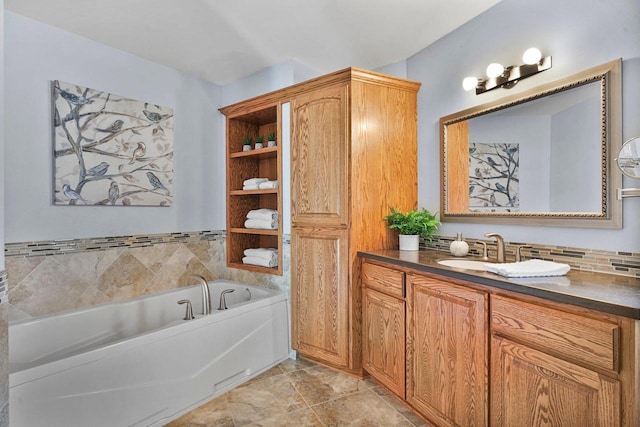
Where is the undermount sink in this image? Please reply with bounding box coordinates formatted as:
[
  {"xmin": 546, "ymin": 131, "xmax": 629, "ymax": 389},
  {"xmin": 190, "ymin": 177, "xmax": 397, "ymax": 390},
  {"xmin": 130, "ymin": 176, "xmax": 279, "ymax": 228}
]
[{"xmin": 436, "ymin": 259, "xmax": 488, "ymax": 271}]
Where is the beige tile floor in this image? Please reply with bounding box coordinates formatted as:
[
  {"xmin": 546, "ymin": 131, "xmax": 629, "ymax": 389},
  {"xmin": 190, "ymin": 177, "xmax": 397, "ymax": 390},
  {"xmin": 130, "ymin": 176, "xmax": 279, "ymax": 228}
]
[{"xmin": 167, "ymin": 358, "xmax": 431, "ymax": 427}]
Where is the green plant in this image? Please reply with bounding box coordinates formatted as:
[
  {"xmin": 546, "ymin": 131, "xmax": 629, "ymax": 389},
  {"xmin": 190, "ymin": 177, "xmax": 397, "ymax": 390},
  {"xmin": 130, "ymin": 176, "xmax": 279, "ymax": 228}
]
[
  {"xmin": 255, "ymin": 136, "xmax": 264, "ymax": 143},
  {"xmin": 383, "ymin": 207, "xmax": 440, "ymax": 240},
  {"xmin": 243, "ymin": 137, "xmax": 252, "ymax": 145},
  {"xmin": 267, "ymin": 132, "xmax": 276, "ymax": 141}
]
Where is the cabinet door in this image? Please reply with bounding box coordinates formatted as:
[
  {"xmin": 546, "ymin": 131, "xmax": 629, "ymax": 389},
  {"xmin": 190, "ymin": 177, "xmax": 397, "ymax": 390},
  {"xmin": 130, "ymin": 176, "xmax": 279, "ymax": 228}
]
[
  {"xmin": 491, "ymin": 335, "xmax": 620, "ymax": 427},
  {"xmin": 406, "ymin": 274, "xmax": 488, "ymax": 427},
  {"xmin": 290, "ymin": 84, "xmax": 349, "ymax": 227},
  {"xmin": 363, "ymin": 287, "xmax": 405, "ymax": 398},
  {"xmin": 291, "ymin": 226, "xmax": 349, "ymax": 367}
]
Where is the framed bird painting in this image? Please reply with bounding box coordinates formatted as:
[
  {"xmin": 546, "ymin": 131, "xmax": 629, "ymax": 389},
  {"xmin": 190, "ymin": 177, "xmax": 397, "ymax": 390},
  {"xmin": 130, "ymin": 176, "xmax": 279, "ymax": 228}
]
[
  {"xmin": 468, "ymin": 142, "xmax": 519, "ymax": 212},
  {"xmin": 52, "ymin": 80, "xmax": 174, "ymax": 206}
]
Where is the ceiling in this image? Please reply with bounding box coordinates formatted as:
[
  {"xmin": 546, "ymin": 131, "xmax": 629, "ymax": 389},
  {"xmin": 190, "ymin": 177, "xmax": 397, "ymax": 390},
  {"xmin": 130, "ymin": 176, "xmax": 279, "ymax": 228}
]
[{"xmin": 5, "ymin": 0, "xmax": 502, "ymax": 85}]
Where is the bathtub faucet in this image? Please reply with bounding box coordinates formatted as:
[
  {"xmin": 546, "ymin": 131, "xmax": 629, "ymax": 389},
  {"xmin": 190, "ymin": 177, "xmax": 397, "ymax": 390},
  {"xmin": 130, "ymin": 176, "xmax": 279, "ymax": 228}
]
[
  {"xmin": 218, "ymin": 289, "xmax": 235, "ymax": 310},
  {"xmin": 188, "ymin": 274, "xmax": 211, "ymax": 315}
]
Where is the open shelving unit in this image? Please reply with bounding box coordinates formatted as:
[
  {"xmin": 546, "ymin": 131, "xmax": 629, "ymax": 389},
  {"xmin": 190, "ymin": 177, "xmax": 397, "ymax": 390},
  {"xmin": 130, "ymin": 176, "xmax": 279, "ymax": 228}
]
[{"xmin": 223, "ymin": 103, "xmax": 282, "ymax": 275}]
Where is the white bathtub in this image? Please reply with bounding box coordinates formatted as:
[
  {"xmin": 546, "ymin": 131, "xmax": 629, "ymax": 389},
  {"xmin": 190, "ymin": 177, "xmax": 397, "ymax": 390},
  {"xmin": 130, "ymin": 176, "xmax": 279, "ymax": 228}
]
[{"xmin": 9, "ymin": 280, "xmax": 290, "ymax": 427}]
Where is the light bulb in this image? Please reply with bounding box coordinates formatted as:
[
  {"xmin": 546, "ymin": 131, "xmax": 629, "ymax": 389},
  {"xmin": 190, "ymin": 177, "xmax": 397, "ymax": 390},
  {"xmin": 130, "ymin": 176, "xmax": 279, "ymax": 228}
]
[
  {"xmin": 522, "ymin": 47, "xmax": 542, "ymax": 65},
  {"xmin": 462, "ymin": 77, "xmax": 478, "ymax": 91},
  {"xmin": 486, "ymin": 63, "xmax": 504, "ymax": 78}
]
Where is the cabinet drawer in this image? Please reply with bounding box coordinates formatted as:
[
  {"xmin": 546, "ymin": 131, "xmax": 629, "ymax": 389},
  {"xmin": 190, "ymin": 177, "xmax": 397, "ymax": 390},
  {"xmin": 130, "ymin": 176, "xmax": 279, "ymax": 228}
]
[
  {"xmin": 491, "ymin": 295, "xmax": 619, "ymax": 372},
  {"xmin": 362, "ymin": 262, "xmax": 405, "ymax": 298}
]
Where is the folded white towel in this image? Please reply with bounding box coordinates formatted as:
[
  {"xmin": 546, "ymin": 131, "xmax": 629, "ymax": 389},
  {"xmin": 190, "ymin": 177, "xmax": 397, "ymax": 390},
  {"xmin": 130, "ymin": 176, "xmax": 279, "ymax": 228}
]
[
  {"xmin": 244, "ymin": 218, "xmax": 278, "ymax": 230},
  {"xmin": 258, "ymin": 181, "xmax": 278, "ymax": 189},
  {"xmin": 242, "ymin": 256, "xmax": 277, "ymax": 268},
  {"xmin": 243, "ymin": 184, "xmax": 260, "ymax": 190},
  {"xmin": 243, "ymin": 248, "xmax": 278, "ymax": 261},
  {"xmin": 243, "ymin": 178, "xmax": 268, "ymax": 186},
  {"xmin": 246, "ymin": 208, "xmax": 278, "ymax": 221},
  {"xmin": 485, "ymin": 259, "xmax": 570, "ymax": 278}
]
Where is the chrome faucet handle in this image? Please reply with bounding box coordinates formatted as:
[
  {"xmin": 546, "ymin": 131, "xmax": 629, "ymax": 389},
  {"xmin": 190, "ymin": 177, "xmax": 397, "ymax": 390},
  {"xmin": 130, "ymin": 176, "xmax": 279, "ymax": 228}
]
[
  {"xmin": 476, "ymin": 241, "xmax": 490, "ymax": 261},
  {"xmin": 516, "ymin": 245, "xmax": 532, "ymax": 262},
  {"xmin": 178, "ymin": 299, "xmax": 195, "ymax": 320},
  {"xmin": 218, "ymin": 289, "xmax": 235, "ymax": 310}
]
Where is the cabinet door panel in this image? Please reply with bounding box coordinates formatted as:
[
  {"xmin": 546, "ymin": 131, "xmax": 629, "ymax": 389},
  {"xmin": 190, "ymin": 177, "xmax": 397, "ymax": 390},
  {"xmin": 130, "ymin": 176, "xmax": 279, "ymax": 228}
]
[
  {"xmin": 406, "ymin": 274, "xmax": 488, "ymax": 427},
  {"xmin": 363, "ymin": 287, "xmax": 405, "ymax": 398},
  {"xmin": 291, "ymin": 227, "xmax": 349, "ymax": 367},
  {"xmin": 290, "ymin": 84, "xmax": 349, "ymax": 226},
  {"xmin": 491, "ymin": 335, "xmax": 620, "ymax": 427}
]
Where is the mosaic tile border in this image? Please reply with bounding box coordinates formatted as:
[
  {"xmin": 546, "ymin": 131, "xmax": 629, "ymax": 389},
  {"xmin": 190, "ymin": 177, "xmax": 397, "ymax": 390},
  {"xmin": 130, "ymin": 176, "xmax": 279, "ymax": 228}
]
[
  {"xmin": 4, "ymin": 230, "xmax": 637, "ymax": 278},
  {"xmin": 424, "ymin": 235, "xmax": 640, "ymax": 279},
  {"xmin": 0, "ymin": 270, "xmax": 6, "ymax": 305}
]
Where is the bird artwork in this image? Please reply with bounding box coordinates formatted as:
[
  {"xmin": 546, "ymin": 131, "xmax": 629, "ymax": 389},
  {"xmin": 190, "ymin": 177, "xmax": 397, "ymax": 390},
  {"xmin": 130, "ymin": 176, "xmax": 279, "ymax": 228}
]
[
  {"xmin": 495, "ymin": 182, "xmax": 506, "ymax": 192},
  {"xmin": 55, "ymin": 87, "xmax": 94, "ymax": 106},
  {"xmin": 54, "ymin": 80, "xmax": 173, "ymax": 207},
  {"xmin": 487, "ymin": 156, "xmax": 499, "ymax": 167},
  {"xmin": 108, "ymin": 181, "xmax": 119, "ymax": 205},
  {"xmin": 143, "ymin": 109, "xmax": 170, "ymax": 123},
  {"xmin": 62, "ymin": 184, "xmax": 89, "ymax": 205},
  {"xmin": 95, "ymin": 119, "xmax": 124, "ymax": 133},
  {"xmin": 129, "ymin": 142, "xmax": 146, "ymax": 164},
  {"xmin": 489, "ymin": 193, "xmax": 496, "ymax": 206},
  {"xmin": 468, "ymin": 142, "xmax": 519, "ymax": 211},
  {"xmin": 85, "ymin": 162, "xmax": 110, "ymax": 177},
  {"xmin": 146, "ymin": 172, "xmax": 169, "ymax": 194}
]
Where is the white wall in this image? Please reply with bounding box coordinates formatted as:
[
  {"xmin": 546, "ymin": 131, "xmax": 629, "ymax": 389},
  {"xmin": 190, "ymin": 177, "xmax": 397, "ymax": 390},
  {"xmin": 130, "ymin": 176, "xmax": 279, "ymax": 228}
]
[
  {"xmin": 408, "ymin": 0, "xmax": 640, "ymax": 252},
  {"xmin": 4, "ymin": 12, "xmax": 225, "ymax": 242}
]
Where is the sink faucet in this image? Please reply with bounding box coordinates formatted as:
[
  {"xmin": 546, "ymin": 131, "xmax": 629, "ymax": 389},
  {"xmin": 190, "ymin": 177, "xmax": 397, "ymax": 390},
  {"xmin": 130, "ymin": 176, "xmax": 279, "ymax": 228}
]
[
  {"xmin": 189, "ymin": 274, "xmax": 211, "ymax": 315},
  {"xmin": 484, "ymin": 233, "xmax": 505, "ymax": 262}
]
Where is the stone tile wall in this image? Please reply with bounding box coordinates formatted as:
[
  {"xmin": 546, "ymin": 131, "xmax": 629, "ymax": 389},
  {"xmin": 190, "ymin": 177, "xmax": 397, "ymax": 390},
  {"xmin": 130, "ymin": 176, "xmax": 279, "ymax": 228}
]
[
  {"xmin": 5, "ymin": 232, "xmax": 290, "ymax": 321},
  {"xmin": 425, "ymin": 235, "xmax": 640, "ymax": 278}
]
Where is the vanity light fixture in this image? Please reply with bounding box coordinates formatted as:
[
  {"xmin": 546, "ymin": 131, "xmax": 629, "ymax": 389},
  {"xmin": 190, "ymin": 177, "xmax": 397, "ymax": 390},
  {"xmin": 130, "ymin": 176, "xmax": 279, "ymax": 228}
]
[{"xmin": 463, "ymin": 47, "xmax": 552, "ymax": 95}]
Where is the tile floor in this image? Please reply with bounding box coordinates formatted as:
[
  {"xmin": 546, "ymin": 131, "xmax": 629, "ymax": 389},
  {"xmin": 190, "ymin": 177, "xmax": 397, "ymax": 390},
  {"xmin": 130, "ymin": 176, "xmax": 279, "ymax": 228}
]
[{"xmin": 167, "ymin": 358, "xmax": 430, "ymax": 427}]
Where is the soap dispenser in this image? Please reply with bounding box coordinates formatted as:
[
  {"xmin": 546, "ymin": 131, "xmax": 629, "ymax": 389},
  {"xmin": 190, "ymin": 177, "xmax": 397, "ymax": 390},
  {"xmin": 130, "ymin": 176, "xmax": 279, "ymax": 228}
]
[{"xmin": 450, "ymin": 232, "xmax": 469, "ymax": 257}]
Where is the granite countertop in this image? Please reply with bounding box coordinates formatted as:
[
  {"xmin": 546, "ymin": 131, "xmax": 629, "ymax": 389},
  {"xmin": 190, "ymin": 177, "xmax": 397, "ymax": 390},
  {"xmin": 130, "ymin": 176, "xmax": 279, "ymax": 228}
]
[{"xmin": 358, "ymin": 249, "xmax": 640, "ymax": 319}]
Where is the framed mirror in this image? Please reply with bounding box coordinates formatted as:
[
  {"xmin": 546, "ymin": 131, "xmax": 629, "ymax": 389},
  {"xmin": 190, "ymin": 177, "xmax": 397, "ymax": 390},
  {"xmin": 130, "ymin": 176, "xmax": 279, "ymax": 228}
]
[{"xmin": 440, "ymin": 58, "xmax": 622, "ymax": 228}]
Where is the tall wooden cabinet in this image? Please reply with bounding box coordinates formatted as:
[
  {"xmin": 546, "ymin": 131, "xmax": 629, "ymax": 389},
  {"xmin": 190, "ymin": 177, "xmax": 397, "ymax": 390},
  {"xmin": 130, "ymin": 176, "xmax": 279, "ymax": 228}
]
[{"xmin": 290, "ymin": 70, "xmax": 420, "ymax": 373}]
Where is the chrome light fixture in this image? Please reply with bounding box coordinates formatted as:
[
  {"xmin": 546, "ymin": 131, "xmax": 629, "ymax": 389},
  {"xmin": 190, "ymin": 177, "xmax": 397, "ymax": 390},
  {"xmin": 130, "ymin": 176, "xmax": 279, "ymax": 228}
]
[{"xmin": 463, "ymin": 48, "xmax": 552, "ymax": 95}]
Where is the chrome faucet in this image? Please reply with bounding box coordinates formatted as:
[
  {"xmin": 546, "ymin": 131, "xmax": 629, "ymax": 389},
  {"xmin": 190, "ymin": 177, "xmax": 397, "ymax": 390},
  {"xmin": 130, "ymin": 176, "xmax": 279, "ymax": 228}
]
[
  {"xmin": 218, "ymin": 289, "xmax": 235, "ymax": 310},
  {"xmin": 484, "ymin": 233, "xmax": 505, "ymax": 262},
  {"xmin": 189, "ymin": 274, "xmax": 211, "ymax": 315}
]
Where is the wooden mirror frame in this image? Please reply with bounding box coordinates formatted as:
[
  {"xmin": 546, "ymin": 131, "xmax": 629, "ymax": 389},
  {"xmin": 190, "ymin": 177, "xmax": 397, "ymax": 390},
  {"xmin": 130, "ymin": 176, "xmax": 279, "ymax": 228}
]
[{"xmin": 440, "ymin": 58, "xmax": 622, "ymax": 228}]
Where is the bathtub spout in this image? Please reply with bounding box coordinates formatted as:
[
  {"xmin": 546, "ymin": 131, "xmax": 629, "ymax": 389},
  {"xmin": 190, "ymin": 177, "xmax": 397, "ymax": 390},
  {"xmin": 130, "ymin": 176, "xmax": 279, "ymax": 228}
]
[
  {"xmin": 218, "ymin": 289, "xmax": 235, "ymax": 310},
  {"xmin": 189, "ymin": 274, "xmax": 211, "ymax": 315}
]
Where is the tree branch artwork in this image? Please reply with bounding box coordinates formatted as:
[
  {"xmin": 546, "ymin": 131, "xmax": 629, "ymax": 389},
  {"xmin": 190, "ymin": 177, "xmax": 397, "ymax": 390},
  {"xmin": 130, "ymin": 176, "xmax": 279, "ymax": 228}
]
[
  {"xmin": 469, "ymin": 142, "xmax": 519, "ymax": 212},
  {"xmin": 53, "ymin": 80, "xmax": 174, "ymax": 206}
]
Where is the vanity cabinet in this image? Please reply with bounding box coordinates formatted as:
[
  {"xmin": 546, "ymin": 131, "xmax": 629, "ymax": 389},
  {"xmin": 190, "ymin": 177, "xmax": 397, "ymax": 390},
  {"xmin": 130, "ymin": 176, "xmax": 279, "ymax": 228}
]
[
  {"xmin": 406, "ymin": 273, "xmax": 488, "ymax": 427},
  {"xmin": 359, "ymin": 256, "xmax": 638, "ymax": 427},
  {"xmin": 290, "ymin": 69, "xmax": 420, "ymax": 374}
]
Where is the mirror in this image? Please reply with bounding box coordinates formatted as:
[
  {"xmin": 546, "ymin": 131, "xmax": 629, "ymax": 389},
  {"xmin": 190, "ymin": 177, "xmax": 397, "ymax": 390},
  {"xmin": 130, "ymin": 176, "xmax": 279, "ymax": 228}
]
[
  {"xmin": 440, "ymin": 59, "xmax": 622, "ymax": 228},
  {"xmin": 616, "ymin": 137, "xmax": 640, "ymax": 178}
]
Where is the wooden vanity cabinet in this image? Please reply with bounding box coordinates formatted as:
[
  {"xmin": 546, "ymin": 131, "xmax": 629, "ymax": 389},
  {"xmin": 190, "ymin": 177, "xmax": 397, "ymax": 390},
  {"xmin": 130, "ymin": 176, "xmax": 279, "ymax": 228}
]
[
  {"xmin": 290, "ymin": 70, "xmax": 420, "ymax": 374},
  {"xmin": 406, "ymin": 273, "xmax": 488, "ymax": 427}
]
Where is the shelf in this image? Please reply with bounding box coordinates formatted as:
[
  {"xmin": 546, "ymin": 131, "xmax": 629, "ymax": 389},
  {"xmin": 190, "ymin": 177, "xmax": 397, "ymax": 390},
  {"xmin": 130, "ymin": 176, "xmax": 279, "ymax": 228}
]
[
  {"xmin": 228, "ymin": 262, "xmax": 279, "ymax": 274},
  {"xmin": 230, "ymin": 189, "xmax": 278, "ymax": 196},
  {"xmin": 229, "ymin": 227, "xmax": 279, "ymax": 236},
  {"xmin": 230, "ymin": 146, "xmax": 278, "ymax": 159}
]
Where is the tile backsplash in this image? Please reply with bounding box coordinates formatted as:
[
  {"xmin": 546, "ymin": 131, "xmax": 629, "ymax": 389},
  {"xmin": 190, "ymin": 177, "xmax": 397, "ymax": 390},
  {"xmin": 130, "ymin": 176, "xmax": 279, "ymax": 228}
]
[
  {"xmin": 425, "ymin": 235, "xmax": 640, "ymax": 278},
  {"xmin": 4, "ymin": 231, "xmax": 290, "ymax": 321}
]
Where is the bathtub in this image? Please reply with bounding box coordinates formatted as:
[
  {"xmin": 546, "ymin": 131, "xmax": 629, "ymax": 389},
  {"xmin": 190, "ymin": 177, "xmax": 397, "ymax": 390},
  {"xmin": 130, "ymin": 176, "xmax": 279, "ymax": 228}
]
[{"xmin": 9, "ymin": 280, "xmax": 290, "ymax": 427}]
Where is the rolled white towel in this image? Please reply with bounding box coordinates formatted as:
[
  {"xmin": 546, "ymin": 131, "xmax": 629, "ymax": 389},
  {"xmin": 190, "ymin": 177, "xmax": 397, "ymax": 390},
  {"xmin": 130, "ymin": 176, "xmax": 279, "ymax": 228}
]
[
  {"xmin": 242, "ymin": 184, "xmax": 260, "ymax": 190},
  {"xmin": 244, "ymin": 218, "xmax": 278, "ymax": 230},
  {"xmin": 246, "ymin": 208, "xmax": 278, "ymax": 221},
  {"xmin": 258, "ymin": 180, "xmax": 278, "ymax": 189},
  {"xmin": 242, "ymin": 256, "xmax": 277, "ymax": 268},
  {"xmin": 244, "ymin": 247, "xmax": 278, "ymax": 261},
  {"xmin": 484, "ymin": 259, "xmax": 570, "ymax": 278},
  {"xmin": 243, "ymin": 177, "xmax": 268, "ymax": 186}
]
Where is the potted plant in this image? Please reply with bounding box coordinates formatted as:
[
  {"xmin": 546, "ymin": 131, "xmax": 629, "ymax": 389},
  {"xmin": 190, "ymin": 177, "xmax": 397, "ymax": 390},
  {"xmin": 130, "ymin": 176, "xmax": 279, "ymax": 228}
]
[
  {"xmin": 267, "ymin": 132, "xmax": 277, "ymax": 147},
  {"xmin": 254, "ymin": 135, "xmax": 264, "ymax": 149},
  {"xmin": 243, "ymin": 137, "xmax": 252, "ymax": 151},
  {"xmin": 384, "ymin": 207, "xmax": 440, "ymax": 251}
]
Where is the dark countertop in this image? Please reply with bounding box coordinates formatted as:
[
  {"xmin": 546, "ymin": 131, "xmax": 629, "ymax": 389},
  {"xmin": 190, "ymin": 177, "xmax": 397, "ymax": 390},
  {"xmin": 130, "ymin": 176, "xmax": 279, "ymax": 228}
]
[{"xmin": 358, "ymin": 249, "xmax": 640, "ymax": 320}]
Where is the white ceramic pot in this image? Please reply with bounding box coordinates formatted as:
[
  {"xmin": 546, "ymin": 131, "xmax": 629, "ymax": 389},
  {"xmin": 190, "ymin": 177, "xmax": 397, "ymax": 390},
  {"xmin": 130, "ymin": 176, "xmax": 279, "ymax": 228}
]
[
  {"xmin": 267, "ymin": 140, "xmax": 277, "ymax": 147},
  {"xmin": 243, "ymin": 145, "xmax": 252, "ymax": 151},
  {"xmin": 255, "ymin": 142, "xmax": 264, "ymax": 149},
  {"xmin": 399, "ymin": 234, "xmax": 420, "ymax": 251}
]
